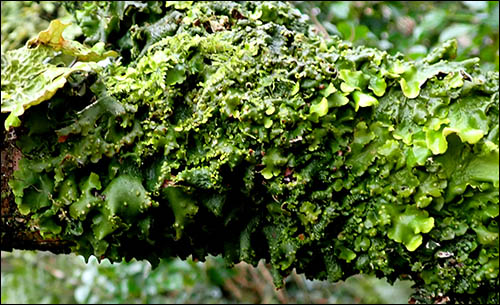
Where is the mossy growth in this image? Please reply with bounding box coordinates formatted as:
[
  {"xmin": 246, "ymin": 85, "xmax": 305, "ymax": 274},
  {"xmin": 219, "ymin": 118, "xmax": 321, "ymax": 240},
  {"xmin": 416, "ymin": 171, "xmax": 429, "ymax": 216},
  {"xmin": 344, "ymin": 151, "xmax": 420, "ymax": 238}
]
[{"xmin": 2, "ymin": 1, "xmax": 498, "ymax": 303}]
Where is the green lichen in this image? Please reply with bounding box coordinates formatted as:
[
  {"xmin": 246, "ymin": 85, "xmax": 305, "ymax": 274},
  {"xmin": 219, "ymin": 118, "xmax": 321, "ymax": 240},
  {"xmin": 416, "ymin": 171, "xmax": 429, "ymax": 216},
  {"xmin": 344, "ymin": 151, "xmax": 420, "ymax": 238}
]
[
  {"xmin": 2, "ymin": 1, "xmax": 499, "ymax": 304},
  {"xmin": 1, "ymin": 20, "xmax": 116, "ymax": 130}
]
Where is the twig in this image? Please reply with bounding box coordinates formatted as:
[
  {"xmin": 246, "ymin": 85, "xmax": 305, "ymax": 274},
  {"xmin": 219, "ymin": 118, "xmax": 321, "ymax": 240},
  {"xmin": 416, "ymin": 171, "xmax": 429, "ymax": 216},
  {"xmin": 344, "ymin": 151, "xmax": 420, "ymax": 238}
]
[{"xmin": 309, "ymin": 11, "xmax": 329, "ymax": 39}]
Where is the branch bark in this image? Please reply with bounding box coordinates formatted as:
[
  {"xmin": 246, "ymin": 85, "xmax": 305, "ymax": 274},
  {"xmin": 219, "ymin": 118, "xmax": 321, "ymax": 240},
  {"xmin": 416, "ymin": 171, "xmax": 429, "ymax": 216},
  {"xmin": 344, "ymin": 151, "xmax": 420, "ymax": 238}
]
[{"xmin": 1, "ymin": 128, "xmax": 72, "ymax": 253}]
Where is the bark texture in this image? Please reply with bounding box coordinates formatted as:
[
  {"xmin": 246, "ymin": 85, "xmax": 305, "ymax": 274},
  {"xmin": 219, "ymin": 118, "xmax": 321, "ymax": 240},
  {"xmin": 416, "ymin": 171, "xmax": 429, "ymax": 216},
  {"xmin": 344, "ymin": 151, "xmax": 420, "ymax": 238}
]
[{"xmin": 1, "ymin": 128, "xmax": 71, "ymax": 253}]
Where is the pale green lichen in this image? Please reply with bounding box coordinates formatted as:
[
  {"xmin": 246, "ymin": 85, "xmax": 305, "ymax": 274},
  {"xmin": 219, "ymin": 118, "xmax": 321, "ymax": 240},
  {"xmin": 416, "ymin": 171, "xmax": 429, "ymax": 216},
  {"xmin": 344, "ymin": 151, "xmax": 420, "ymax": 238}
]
[{"xmin": 1, "ymin": 19, "xmax": 116, "ymax": 130}]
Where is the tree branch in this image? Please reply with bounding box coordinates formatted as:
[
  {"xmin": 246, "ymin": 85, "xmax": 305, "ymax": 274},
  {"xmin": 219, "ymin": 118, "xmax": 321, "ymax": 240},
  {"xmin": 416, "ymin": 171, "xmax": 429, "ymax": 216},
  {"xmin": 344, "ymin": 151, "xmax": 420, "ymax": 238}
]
[{"xmin": 1, "ymin": 128, "xmax": 71, "ymax": 253}]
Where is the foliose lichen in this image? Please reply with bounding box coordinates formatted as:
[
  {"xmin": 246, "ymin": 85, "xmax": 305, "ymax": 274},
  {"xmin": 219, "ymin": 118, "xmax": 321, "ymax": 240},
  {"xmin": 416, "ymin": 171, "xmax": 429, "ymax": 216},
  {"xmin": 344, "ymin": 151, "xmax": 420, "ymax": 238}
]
[{"xmin": 2, "ymin": 1, "xmax": 498, "ymax": 303}]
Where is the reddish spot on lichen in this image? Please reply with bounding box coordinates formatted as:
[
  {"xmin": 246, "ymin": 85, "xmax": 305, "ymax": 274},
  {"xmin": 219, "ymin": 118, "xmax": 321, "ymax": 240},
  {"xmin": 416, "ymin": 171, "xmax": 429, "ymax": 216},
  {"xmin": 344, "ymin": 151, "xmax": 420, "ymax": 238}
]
[
  {"xmin": 58, "ymin": 135, "xmax": 68, "ymax": 143},
  {"xmin": 162, "ymin": 179, "xmax": 175, "ymax": 188}
]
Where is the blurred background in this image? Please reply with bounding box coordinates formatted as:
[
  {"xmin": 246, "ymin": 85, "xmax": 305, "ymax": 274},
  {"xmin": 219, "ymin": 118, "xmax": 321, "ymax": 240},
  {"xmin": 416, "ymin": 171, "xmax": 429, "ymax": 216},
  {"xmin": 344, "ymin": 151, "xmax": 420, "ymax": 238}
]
[
  {"xmin": 1, "ymin": 1, "xmax": 498, "ymax": 304},
  {"xmin": 292, "ymin": 1, "xmax": 499, "ymax": 71},
  {"xmin": 1, "ymin": 251, "xmax": 413, "ymax": 304}
]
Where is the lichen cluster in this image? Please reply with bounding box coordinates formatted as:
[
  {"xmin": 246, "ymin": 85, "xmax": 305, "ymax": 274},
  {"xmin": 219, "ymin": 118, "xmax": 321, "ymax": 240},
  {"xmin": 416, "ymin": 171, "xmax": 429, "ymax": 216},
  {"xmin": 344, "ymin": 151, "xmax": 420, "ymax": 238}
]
[{"xmin": 1, "ymin": 1, "xmax": 498, "ymax": 303}]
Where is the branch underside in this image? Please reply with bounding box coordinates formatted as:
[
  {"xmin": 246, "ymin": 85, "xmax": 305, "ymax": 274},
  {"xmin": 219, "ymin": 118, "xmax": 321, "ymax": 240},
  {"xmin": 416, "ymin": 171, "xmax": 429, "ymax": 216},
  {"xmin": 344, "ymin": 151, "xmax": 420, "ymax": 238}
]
[{"xmin": 1, "ymin": 130, "xmax": 71, "ymax": 253}]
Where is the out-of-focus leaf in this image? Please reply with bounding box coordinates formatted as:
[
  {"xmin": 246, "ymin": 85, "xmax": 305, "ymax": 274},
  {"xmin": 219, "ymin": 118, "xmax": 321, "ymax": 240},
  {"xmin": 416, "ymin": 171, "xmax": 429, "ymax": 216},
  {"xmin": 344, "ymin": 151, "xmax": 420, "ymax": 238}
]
[
  {"xmin": 328, "ymin": 1, "xmax": 350, "ymax": 20},
  {"xmin": 462, "ymin": 1, "xmax": 488, "ymax": 11},
  {"xmin": 438, "ymin": 23, "xmax": 475, "ymax": 43}
]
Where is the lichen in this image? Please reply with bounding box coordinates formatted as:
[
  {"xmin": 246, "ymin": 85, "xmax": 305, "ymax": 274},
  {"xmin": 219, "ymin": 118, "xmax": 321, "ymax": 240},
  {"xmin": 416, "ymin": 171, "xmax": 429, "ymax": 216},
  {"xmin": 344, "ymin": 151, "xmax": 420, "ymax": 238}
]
[{"xmin": 2, "ymin": 1, "xmax": 498, "ymax": 304}]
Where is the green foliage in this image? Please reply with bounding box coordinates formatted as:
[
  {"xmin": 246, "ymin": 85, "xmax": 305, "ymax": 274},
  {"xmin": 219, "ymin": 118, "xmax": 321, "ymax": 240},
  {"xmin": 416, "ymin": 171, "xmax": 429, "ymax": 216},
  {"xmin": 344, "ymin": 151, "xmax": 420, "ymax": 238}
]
[
  {"xmin": 2, "ymin": 1, "xmax": 499, "ymax": 303},
  {"xmin": 292, "ymin": 1, "xmax": 499, "ymax": 71},
  {"xmin": 1, "ymin": 251, "xmax": 414, "ymax": 304},
  {"xmin": 1, "ymin": 251, "xmax": 234, "ymax": 304}
]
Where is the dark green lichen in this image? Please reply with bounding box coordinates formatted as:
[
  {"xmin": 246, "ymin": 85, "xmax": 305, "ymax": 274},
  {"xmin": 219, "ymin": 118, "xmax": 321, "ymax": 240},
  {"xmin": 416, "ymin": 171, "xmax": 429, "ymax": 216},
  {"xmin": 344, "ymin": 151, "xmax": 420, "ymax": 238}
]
[{"xmin": 2, "ymin": 1, "xmax": 498, "ymax": 304}]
